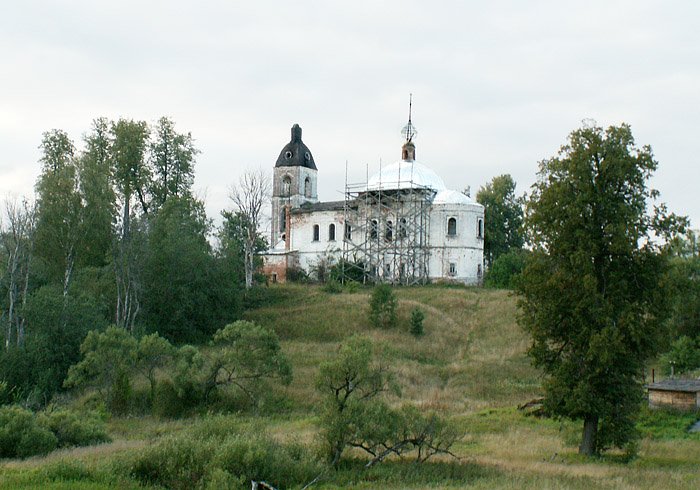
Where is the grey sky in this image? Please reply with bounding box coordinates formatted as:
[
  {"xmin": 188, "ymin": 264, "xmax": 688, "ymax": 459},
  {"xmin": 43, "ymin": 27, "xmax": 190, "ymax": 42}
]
[{"xmin": 1, "ymin": 1, "xmax": 699, "ymax": 227}]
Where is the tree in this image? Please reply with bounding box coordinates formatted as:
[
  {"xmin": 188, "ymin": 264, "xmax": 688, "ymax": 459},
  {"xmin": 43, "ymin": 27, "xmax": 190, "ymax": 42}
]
[
  {"xmin": 518, "ymin": 123, "xmax": 685, "ymax": 455},
  {"xmin": 218, "ymin": 210, "xmax": 268, "ymax": 288},
  {"xmin": 203, "ymin": 320, "xmax": 292, "ymax": 403},
  {"xmin": 483, "ymin": 249, "xmax": 529, "ymax": 289},
  {"xmin": 476, "ymin": 174, "xmax": 524, "ymax": 267},
  {"xmin": 136, "ymin": 333, "xmax": 176, "ymax": 401},
  {"xmin": 34, "ymin": 130, "xmax": 82, "ymax": 296},
  {"xmin": 659, "ymin": 336, "xmax": 700, "ymax": 375},
  {"xmin": 149, "ymin": 116, "xmax": 198, "ymax": 210},
  {"xmin": 1, "ymin": 198, "xmax": 36, "ymax": 348},
  {"xmin": 369, "ymin": 284, "xmax": 397, "ymax": 328},
  {"xmin": 110, "ymin": 119, "xmax": 150, "ymax": 331},
  {"xmin": 665, "ymin": 230, "xmax": 700, "ymax": 340},
  {"xmin": 228, "ymin": 170, "xmax": 270, "ymax": 289}
]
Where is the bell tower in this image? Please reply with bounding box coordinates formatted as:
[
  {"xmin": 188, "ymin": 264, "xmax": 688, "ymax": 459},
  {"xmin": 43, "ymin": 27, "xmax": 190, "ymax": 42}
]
[{"xmin": 270, "ymin": 124, "xmax": 318, "ymax": 248}]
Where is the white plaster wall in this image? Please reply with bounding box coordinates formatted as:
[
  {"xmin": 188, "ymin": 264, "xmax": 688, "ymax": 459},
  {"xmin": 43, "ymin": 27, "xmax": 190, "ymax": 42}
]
[{"xmin": 289, "ymin": 210, "xmax": 345, "ymax": 271}]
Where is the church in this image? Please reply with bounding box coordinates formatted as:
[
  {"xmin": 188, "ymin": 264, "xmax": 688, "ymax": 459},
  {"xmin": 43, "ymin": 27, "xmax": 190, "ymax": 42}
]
[{"xmin": 261, "ymin": 117, "xmax": 485, "ymax": 285}]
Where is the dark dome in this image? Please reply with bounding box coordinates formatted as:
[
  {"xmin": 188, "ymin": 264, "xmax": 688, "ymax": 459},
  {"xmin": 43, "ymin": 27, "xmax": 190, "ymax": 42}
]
[{"xmin": 275, "ymin": 124, "xmax": 317, "ymax": 170}]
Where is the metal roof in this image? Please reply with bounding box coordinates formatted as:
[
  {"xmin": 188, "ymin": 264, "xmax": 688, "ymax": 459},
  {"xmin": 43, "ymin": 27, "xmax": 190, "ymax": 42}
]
[
  {"xmin": 275, "ymin": 124, "xmax": 317, "ymax": 170},
  {"xmin": 646, "ymin": 379, "xmax": 700, "ymax": 393}
]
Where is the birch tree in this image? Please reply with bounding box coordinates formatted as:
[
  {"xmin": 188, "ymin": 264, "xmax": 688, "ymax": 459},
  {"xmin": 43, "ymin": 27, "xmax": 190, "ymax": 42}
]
[
  {"xmin": 1, "ymin": 198, "xmax": 36, "ymax": 348},
  {"xmin": 229, "ymin": 170, "xmax": 270, "ymax": 289}
]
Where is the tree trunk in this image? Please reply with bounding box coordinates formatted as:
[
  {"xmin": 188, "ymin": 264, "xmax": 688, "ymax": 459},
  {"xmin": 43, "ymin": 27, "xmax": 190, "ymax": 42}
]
[{"xmin": 579, "ymin": 415, "xmax": 598, "ymax": 456}]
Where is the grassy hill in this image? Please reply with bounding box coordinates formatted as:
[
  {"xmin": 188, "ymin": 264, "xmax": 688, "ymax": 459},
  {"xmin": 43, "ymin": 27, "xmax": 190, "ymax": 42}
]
[{"xmin": 1, "ymin": 284, "xmax": 699, "ymax": 489}]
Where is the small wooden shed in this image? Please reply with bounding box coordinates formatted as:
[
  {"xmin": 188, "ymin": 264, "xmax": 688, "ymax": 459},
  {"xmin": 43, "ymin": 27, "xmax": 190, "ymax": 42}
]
[{"xmin": 646, "ymin": 379, "xmax": 700, "ymax": 411}]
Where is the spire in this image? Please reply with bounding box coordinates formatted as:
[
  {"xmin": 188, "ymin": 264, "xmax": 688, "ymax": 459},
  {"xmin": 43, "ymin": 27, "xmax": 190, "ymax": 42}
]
[{"xmin": 401, "ymin": 94, "xmax": 417, "ymax": 161}]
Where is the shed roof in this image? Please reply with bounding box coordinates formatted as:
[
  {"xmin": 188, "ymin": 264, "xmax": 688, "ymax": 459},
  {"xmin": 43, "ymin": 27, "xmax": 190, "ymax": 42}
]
[{"xmin": 646, "ymin": 379, "xmax": 700, "ymax": 393}]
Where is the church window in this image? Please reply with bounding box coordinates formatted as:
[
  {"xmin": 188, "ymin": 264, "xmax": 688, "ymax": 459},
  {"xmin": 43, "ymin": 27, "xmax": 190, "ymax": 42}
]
[
  {"xmin": 447, "ymin": 217, "xmax": 457, "ymax": 236},
  {"xmin": 328, "ymin": 223, "xmax": 336, "ymax": 241},
  {"xmin": 385, "ymin": 220, "xmax": 393, "ymax": 241},
  {"xmin": 282, "ymin": 176, "xmax": 291, "ymax": 196},
  {"xmin": 313, "ymin": 224, "xmax": 320, "ymax": 242},
  {"xmin": 477, "ymin": 218, "xmax": 484, "ymax": 239},
  {"xmin": 304, "ymin": 177, "xmax": 311, "ymax": 198},
  {"xmin": 285, "ymin": 150, "xmax": 293, "ymax": 160},
  {"xmin": 279, "ymin": 208, "xmax": 287, "ymax": 232},
  {"xmin": 449, "ymin": 263, "xmax": 457, "ymax": 276},
  {"xmin": 370, "ymin": 219, "xmax": 378, "ymax": 239},
  {"xmin": 398, "ymin": 218, "xmax": 407, "ymax": 239},
  {"xmin": 477, "ymin": 264, "xmax": 483, "ymax": 278},
  {"xmin": 344, "ymin": 223, "xmax": 352, "ymax": 240}
]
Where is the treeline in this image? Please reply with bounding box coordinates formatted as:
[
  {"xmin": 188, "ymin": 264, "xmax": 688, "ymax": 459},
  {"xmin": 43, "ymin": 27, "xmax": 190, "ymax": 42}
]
[{"xmin": 0, "ymin": 117, "xmax": 257, "ymax": 407}]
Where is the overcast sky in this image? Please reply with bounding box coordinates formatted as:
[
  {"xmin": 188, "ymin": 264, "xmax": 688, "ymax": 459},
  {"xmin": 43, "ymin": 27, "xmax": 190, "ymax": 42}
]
[{"xmin": 1, "ymin": 1, "xmax": 699, "ymax": 228}]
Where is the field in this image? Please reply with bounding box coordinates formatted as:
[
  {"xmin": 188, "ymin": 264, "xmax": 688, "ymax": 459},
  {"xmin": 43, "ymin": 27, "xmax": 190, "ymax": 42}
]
[{"xmin": 1, "ymin": 284, "xmax": 699, "ymax": 489}]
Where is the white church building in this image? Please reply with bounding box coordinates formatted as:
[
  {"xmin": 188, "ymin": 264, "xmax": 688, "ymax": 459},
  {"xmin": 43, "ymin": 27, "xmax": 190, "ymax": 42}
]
[{"xmin": 262, "ymin": 119, "xmax": 485, "ymax": 285}]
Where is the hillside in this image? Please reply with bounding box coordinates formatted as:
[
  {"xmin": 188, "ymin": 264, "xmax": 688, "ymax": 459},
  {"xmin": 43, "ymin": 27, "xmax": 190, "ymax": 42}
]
[{"xmin": 1, "ymin": 284, "xmax": 699, "ymax": 489}]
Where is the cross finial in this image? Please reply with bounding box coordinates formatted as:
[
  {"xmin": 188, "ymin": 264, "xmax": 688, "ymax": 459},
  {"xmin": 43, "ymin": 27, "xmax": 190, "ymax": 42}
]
[{"xmin": 401, "ymin": 94, "xmax": 417, "ymax": 142}]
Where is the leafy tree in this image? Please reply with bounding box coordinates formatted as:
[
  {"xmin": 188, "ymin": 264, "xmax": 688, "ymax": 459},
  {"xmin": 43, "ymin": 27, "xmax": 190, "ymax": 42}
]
[
  {"xmin": 476, "ymin": 174, "xmax": 524, "ymax": 267},
  {"xmin": 518, "ymin": 123, "xmax": 685, "ymax": 455},
  {"xmin": 142, "ymin": 196, "xmax": 238, "ymax": 342},
  {"xmin": 203, "ymin": 320, "xmax": 292, "ymax": 403},
  {"xmin": 665, "ymin": 231, "xmax": 700, "ymax": 340},
  {"xmin": 149, "ymin": 116, "xmax": 198, "ymax": 209},
  {"xmin": 369, "ymin": 284, "xmax": 397, "ymax": 328},
  {"xmin": 483, "ymin": 249, "xmax": 529, "ymax": 289},
  {"xmin": 659, "ymin": 336, "xmax": 700, "ymax": 375},
  {"xmin": 316, "ymin": 335, "xmax": 395, "ymax": 466},
  {"xmin": 34, "ymin": 129, "xmax": 82, "ymax": 295},
  {"xmin": 64, "ymin": 326, "xmax": 138, "ymax": 412},
  {"xmin": 218, "ymin": 210, "xmax": 268, "ymax": 288},
  {"xmin": 136, "ymin": 333, "xmax": 176, "ymax": 401}
]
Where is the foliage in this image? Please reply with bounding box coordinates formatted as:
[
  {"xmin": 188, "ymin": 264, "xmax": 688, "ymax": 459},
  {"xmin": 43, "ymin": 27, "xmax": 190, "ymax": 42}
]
[
  {"xmin": 0, "ymin": 405, "xmax": 57, "ymax": 458},
  {"xmin": 218, "ymin": 209, "xmax": 267, "ymax": 288},
  {"xmin": 204, "ymin": 321, "xmax": 292, "ymax": 404},
  {"xmin": 410, "ymin": 307, "xmax": 425, "ymax": 336},
  {"xmin": 322, "ymin": 278, "xmax": 343, "ymax": 294},
  {"xmin": 127, "ymin": 422, "xmax": 323, "ymax": 490},
  {"xmin": 659, "ymin": 336, "xmax": 700, "ymax": 375},
  {"xmin": 665, "ymin": 232, "xmax": 700, "ymax": 340},
  {"xmin": 285, "ymin": 266, "xmax": 309, "ymax": 283},
  {"xmin": 37, "ymin": 407, "xmax": 110, "ymax": 448},
  {"xmin": 484, "ymin": 249, "xmax": 529, "ymax": 289},
  {"xmin": 143, "ymin": 196, "xmax": 240, "ymax": 342},
  {"xmin": 369, "ymin": 284, "xmax": 397, "ymax": 328},
  {"xmin": 518, "ymin": 123, "xmax": 686, "ymax": 455},
  {"xmin": 476, "ymin": 174, "xmax": 525, "ymax": 267}
]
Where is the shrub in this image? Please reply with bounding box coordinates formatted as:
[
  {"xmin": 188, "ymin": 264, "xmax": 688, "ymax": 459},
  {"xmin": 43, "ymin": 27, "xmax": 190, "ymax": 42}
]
[
  {"xmin": 322, "ymin": 279, "xmax": 343, "ymax": 294},
  {"xmin": 37, "ymin": 408, "xmax": 110, "ymax": 448},
  {"xmin": 285, "ymin": 266, "xmax": 308, "ymax": 283},
  {"xmin": 410, "ymin": 307, "xmax": 425, "ymax": 337},
  {"xmin": 153, "ymin": 380, "xmax": 190, "ymax": 419},
  {"xmin": 484, "ymin": 249, "xmax": 528, "ymax": 289},
  {"xmin": 369, "ymin": 284, "xmax": 398, "ymax": 328},
  {"xmin": 15, "ymin": 424, "xmax": 58, "ymax": 458},
  {"xmin": 0, "ymin": 405, "xmax": 57, "ymax": 459}
]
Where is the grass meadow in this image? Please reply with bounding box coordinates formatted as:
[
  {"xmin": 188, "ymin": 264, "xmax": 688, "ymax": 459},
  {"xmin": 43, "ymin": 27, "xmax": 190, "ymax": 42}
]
[{"xmin": 1, "ymin": 284, "xmax": 698, "ymax": 489}]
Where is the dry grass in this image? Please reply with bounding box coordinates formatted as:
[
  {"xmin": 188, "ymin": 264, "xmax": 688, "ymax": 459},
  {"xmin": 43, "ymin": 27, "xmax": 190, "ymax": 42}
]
[{"xmin": 3, "ymin": 283, "xmax": 699, "ymax": 489}]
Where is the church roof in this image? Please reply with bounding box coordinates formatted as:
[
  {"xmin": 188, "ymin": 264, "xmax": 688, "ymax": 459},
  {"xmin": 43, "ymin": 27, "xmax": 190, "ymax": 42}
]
[
  {"xmin": 275, "ymin": 124, "xmax": 317, "ymax": 170},
  {"xmin": 292, "ymin": 200, "xmax": 345, "ymax": 213},
  {"xmin": 366, "ymin": 159, "xmax": 446, "ymax": 192},
  {"xmin": 433, "ymin": 189, "xmax": 481, "ymax": 206}
]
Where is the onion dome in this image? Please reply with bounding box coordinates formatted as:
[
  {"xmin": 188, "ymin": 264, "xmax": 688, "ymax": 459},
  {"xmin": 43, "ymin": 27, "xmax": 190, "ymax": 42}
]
[{"xmin": 275, "ymin": 124, "xmax": 317, "ymax": 170}]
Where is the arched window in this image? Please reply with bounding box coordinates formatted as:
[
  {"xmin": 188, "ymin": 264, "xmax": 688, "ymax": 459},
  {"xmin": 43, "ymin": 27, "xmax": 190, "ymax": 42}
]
[
  {"xmin": 370, "ymin": 219, "xmax": 378, "ymax": 239},
  {"xmin": 279, "ymin": 208, "xmax": 287, "ymax": 232},
  {"xmin": 344, "ymin": 223, "xmax": 352, "ymax": 241},
  {"xmin": 282, "ymin": 176, "xmax": 291, "ymax": 196},
  {"xmin": 313, "ymin": 224, "xmax": 320, "ymax": 242},
  {"xmin": 398, "ymin": 218, "xmax": 407, "ymax": 239},
  {"xmin": 328, "ymin": 223, "xmax": 336, "ymax": 241},
  {"xmin": 385, "ymin": 220, "xmax": 393, "ymax": 241},
  {"xmin": 477, "ymin": 218, "xmax": 484, "ymax": 238},
  {"xmin": 304, "ymin": 177, "xmax": 311, "ymax": 198},
  {"xmin": 447, "ymin": 217, "xmax": 457, "ymax": 236}
]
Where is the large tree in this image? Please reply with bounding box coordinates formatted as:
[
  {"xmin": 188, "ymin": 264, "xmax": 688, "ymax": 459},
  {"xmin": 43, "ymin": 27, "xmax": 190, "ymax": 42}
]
[
  {"xmin": 476, "ymin": 174, "xmax": 524, "ymax": 267},
  {"xmin": 518, "ymin": 123, "xmax": 685, "ymax": 455}
]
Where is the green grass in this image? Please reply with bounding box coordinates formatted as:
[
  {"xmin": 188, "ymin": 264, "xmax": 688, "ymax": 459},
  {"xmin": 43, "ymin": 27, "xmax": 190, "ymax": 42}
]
[{"xmin": 2, "ymin": 284, "xmax": 700, "ymax": 489}]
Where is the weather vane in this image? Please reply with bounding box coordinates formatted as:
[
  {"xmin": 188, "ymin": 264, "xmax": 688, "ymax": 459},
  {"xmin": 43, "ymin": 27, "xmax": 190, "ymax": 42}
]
[{"xmin": 401, "ymin": 93, "xmax": 417, "ymax": 142}]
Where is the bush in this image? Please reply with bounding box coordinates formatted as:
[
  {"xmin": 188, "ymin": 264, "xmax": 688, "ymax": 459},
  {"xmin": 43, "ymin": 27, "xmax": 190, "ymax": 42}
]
[
  {"xmin": 369, "ymin": 284, "xmax": 398, "ymax": 328},
  {"xmin": 153, "ymin": 380, "xmax": 190, "ymax": 419},
  {"xmin": 410, "ymin": 307, "xmax": 425, "ymax": 337},
  {"xmin": 0, "ymin": 405, "xmax": 57, "ymax": 459},
  {"xmin": 37, "ymin": 408, "xmax": 110, "ymax": 448},
  {"xmin": 322, "ymin": 279, "xmax": 343, "ymax": 294},
  {"xmin": 128, "ymin": 425, "xmax": 323, "ymax": 490},
  {"xmin": 285, "ymin": 266, "xmax": 309, "ymax": 283}
]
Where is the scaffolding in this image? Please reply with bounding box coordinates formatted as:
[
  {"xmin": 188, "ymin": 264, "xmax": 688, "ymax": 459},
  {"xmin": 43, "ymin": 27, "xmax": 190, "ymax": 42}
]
[{"xmin": 340, "ymin": 165, "xmax": 435, "ymax": 285}]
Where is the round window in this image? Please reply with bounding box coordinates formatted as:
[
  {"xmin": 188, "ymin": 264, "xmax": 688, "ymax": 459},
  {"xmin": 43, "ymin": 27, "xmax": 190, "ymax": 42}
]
[
  {"xmin": 305, "ymin": 152, "xmax": 311, "ymax": 161},
  {"xmin": 285, "ymin": 150, "xmax": 293, "ymax": 159}
]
